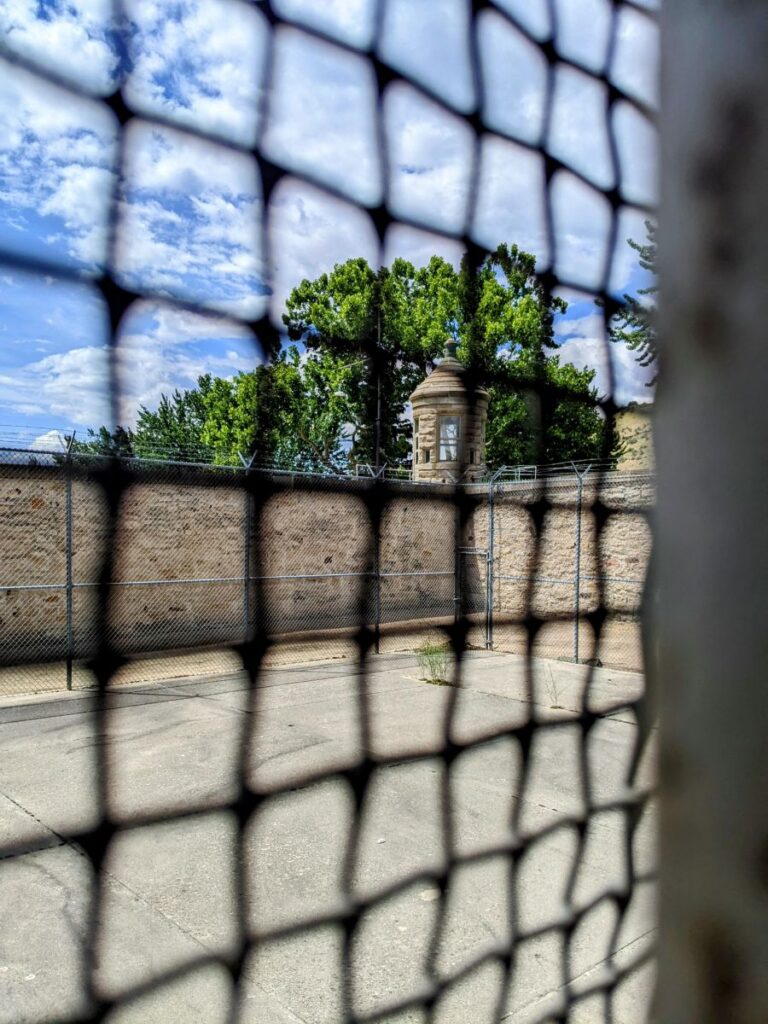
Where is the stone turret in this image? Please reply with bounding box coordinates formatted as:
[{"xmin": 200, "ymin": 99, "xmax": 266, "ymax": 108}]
[{"xmin": 410, "ymin": 340, "xmax": 489, "ymax": 483}]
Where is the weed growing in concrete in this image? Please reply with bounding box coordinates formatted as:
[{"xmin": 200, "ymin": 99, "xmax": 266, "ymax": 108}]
[
  {"xmin": 544, "ymin": 663, "xmax": 564, "ymax": 709},
  {"xmin": 417, "ymin": 643, "xmax": 452, "ymax": 685}
]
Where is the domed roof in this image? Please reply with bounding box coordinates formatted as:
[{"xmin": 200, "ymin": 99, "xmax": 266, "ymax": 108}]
[{"xmin": 410, "ymin": 340, "xmax": 489, "ymax": 404}]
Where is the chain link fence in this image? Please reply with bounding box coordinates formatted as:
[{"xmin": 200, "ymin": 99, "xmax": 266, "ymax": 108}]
[{"xmin": 0, "ymin": 449, "xmax": 651, "ymax": 695}]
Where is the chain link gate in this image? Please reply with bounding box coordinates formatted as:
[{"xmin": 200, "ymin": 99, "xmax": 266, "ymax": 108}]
[{"xmin": 482, "ymin": 467, "xmax": 651, "ymax": 671}]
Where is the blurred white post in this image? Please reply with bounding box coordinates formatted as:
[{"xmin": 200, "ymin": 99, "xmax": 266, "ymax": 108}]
[{"xmin": 656, "ymin": 2, "xmax": 768, "ymax": 1020}]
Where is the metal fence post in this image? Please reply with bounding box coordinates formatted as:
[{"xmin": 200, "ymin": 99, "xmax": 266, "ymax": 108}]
[
  {"xmin": 65, "ymin": 432, "xmax": 75, "ymax": 690},
  {"xmin": 373, "ymin": 517, "xmax": 382, "ymax": 655},
  {"xmin": 572, "ymin": 463, "xmax": 589, "ymax": 663},
  {"xmin": 485, "ymin": 476, "xmax": 495, "ymax": 649},
  {"xmin": 454, "ymin": 513, "xmax": 462, "ymax": 627},
  {"xmin": 240, "ymin": 452, "xmax": 256, "ymax": 641},
  {"xmin": 485, "ymin": 467, "xmax": 505, "ymax": 650}
]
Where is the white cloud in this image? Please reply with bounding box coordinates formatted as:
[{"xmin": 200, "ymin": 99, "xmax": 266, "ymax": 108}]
[
  {"xmin": 116, "ymin": 304, "xmax": 259, "ymax": 423},
  {"xmin": 479, "ymin": 9, "xmax": 547, "ymax": 145},
  {"xmin": 610, "ymin": 208, "xmax": 655, "ymax": 295},
  {"xmin": 552, "ymin": 173, "xmax": 612, "ymax": 289},
  {"xmin": 492, "ymin": 0, "xmax": 550, "ymax": 40},
  {"xmin": 379, "ymin": 0, "xmax": 474, "ymax": 113},
  {"xmin": 115, "ymin": 123, "xmax": 265, "ymax": 316},
  {"xmin": 555, "ymin": 312, "xmax": 655, "ymax": 405},
  {"xmin": 0, "ymin": 300, "xmax": 259, "ymax": 430},
  {"xmin": 263, "ymin": 27, "xmax": 381, "ymax": 206},
  {"xmin": 383, "ymin": 225, "xmax": 464, "ymax": 270},
  {"xmin": 0, "ymin": 345, "xmax": 110, "ymax": 426},
  {"xmin": 614, "ymin": 102, "xmax": 658, "ymax": 207},
  {"xmin": 385, "ymin": 84, "xmax": 474, "ymax": 234},
  {"xmin": 122, "ymin": 122, "xmax": 255, "ymax": 195},
  {"xmin": 0, "ymin": 0, "xmax": 119, "ymax": 94},
  {"xmin": 122, "ymin": 303, "xmax": 256, "ymax": 349},
  {"xmin": 38, "ymin": 163, "xmax": 114, "ymax": 261},
  {"xmin": 124, "ymin": 0, "xmax": 268, "ymax": 146},
  {"xmin": 270, "ymin": 185, "xmax": 469, "ymax": 322},
  {"xmin": 612, "ymin": 5, "xmax": 659, "ymax": 108},
  {"xmin": 554, "ymin": 0, "xmax": 611, "ymax": 71},
  {"xmin": 0, "ymin": 61, "xmax": 116, "ymax": 266},
  {"xmin": 472, "ymin": 135, "xmax": 549, "ymax": 263},
  {"xmin": 0, "ymin": 0, "xmax": 659, "ymax": 431},
  {"xmin": 31, "ymin": 428, "xmax": 68, "ymax": 452},
  {"xmin": 550, "ymin": 66, "xmax": 613, "ymax": 189},
  {"xmin": 268, "ymin": 178, "xmax": 379, "ymax": 319},
  {"xmin": 273, "ymin": 0, "xmax": 375, "ymax": 49}
]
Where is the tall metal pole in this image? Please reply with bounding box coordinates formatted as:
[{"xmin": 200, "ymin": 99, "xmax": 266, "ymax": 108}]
[
  {"xmin": 240, "ymin": 451, "xmax": 256, "ymax": 641},
  {"xmin": 373, "ymin": 533, "xmax": 381, "ymax": 655},
  {"xmin": 375, "ymin": 369, "xmax": 381, "ymax": 475},
  {"xmin": 371, "ymin": 295, "xmax": 383, "ymax": 646},
  {"xmin": 372, "ymin": 302, "xmax": 383, "ymax": 644},
  {"xmin": 485, "ymin": 478, "xmax": 493, "ymax": 649},
  {"xmin": 572, "ymin": 462, "xmax": 590, "ymax": 663},
  {"xmin": 485, "ymin": 467, "xmax": 505, "ymax": 649},
  {"xmin": 374, "ymin": 304, "xmax": 382, "ymax": 475},
  {"xmin": 65, "ymin": 431, "xmax": 75, "ymax": 690},
  {"xmin": 454, "ymin": 509, "xmax": 462, "ymax": 627}
]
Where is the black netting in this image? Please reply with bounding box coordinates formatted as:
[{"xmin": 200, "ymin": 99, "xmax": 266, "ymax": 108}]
[{"xmin": 0, "ymin": 3, "xmax": 657, "ymax": 1021}]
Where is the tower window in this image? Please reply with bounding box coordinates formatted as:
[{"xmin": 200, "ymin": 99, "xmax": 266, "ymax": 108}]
[
  {"xmin": 439, "ymin": 416, "xmax": 460, "ymax": 461},
  {"xmin": 423, "ymin": 448, "xmax": 431, "ymax": 463},
  {"xmin": 469, "ymin": 449, "xmax": 475, "ymax": 464}
]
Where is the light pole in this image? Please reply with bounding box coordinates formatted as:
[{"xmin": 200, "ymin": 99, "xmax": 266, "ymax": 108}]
[{"xmin": 374, "ymin": 306, "xmax": 383, "ymax": 474}]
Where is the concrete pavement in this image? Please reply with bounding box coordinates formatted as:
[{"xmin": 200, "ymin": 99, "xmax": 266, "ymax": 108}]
[{"xmin": 0, "ymin": 651, "xmax": 656, "ymax": 1023}]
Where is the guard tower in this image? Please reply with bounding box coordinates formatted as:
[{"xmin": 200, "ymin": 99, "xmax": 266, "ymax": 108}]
[{"xmin": 410, "ymin": 340, "xmax": 489, "ymax": 483}]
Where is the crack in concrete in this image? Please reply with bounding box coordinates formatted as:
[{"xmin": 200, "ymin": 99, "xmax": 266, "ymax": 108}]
[
  {"xmin": 500, "ymin": 925, "xmax": 657, "ymax": 1021},
  {"xmin": 0, "ymin": 787, "xmax": 308, "ymax": 1023}
]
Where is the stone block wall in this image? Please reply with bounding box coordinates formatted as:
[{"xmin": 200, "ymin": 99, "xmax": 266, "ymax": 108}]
[{"xmin": 0, "ymin": 462, "xmax": 653, "ymax": 671}]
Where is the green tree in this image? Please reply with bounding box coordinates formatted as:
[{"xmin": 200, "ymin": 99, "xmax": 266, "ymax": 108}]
[
  {"xmin": 198, "ymin": 348, "xmax": 354, "ymax": 471},
  {"xmin": 610, "ymin": 220, "xmax": 658, "ymax": 383},
  {"xmin": 284, "ymin": 257, "xmax": 447, "ymax": 468},
  {"xmin": 67, "ymin": 425, "xmax": 135, "ymax": 457},
  {"xmin": 132, "ymin": 377, "xmax": 213, "ymax": 461},
  {"xmin": 63, "ymin": 350, "xmax": 360, "ymax": 473},
  {"xmin": 284, "ymin": 246, "xmax": 618, "ymax": 469},
  {"xmin": 198, "ymin": 358, "xmax": 299, "ymax": 467},
  {"xmin": 70, "ymin": 244, "xmax": 618, "ymax": 472},
  {"xmin": 453, "ymin": 244, "xmax": 611, "ymax": 466}
]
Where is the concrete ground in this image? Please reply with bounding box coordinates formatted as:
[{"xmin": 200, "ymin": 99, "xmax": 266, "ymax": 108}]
[
  {"xmin": 0, "ymin": 651, "xmax": 656, "ymax": 1023},
  {"xmin": 0, "ymin": 618, "xmax": 643, "ymax": 699}
]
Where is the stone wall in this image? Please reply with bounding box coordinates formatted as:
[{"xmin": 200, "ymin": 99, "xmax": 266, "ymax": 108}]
[{"xmin": 0, "ymin": 462, "xmax": 653, "ymax": 676}]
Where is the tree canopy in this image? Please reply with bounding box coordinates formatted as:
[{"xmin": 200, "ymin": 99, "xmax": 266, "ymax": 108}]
[
  {"xmin": 69, "ymin": 425, "xmax": 135, "ymax": 458},
  {"xmin": 284, "ymin": 244, "xmax": 618, "ymax": 467},
  {"xmin": 68, "ymin": 244, "xmax": 621, "ymax": 471}
]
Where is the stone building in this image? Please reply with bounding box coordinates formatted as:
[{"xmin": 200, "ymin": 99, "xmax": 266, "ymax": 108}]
[{"xmin": 410, "ymin": 340, "xmax": 489, "ymax": 483}]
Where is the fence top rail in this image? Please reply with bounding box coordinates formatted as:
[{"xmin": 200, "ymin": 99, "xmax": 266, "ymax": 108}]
[{"xmin": 0, "ymin": 445, "xmax": 656, "ymax": 490}]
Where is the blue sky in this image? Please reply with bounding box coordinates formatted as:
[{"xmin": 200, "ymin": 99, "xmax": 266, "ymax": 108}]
[{"xmin": 0, "ymin": 0, "xmax": 658, "ymax": 448}]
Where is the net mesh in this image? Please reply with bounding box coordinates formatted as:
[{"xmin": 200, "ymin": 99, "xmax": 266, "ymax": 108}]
[{"xmin": 0, "ymin": 2, "xmax": 657, "ymax": 1021}]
